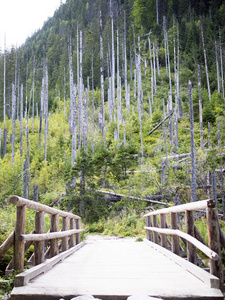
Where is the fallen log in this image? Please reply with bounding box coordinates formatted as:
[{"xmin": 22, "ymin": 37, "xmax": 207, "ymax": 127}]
[{"xmin": 148, "ymin": 111, "xmax": 173, "ymax": 136}]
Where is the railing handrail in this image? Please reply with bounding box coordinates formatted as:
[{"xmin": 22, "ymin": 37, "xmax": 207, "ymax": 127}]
[
  {"xmin": 144, "ymin": 199, "xmax": 214, "ymax": 217},
  {"xmin": 0, "ymin": 195, "xmax": 84, "ymax": 274},
  {"xmin": 10, "ymin": 195, "xmax": 80, "ymax": 219},
  {"xmin": 144, "ymin": 198, "xmax": 224, "ymax": 286}
]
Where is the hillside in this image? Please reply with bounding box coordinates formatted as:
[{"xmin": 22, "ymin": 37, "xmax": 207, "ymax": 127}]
[{"xmin": 0, "ymin": 0, "xmax": 225, "ymax": 223}]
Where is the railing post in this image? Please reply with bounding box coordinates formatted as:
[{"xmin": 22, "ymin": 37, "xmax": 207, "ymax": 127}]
[
  {"xmin": 14, "ymin": 205, "xmax": 26, "ymax": 272},
  {"xmin": 69, "ymin": 218, "xmax": 75, "ymax": 247},
  {"xmin": 152, "ymin": 215, "xmax": 159, "ymax": 244},
  {"xmin": 186, "ymin": 210, "xmax": 196, "ymax": 264},
  {"xmin": 62, "ymin": 217, "xmax": 69, "ymax": 252},
  {"xmin": 146, "ymin": 216, "xmax": 152, "ymax": 241},
  {"xmin": 160, "ymin": 214, "xmax": 167, "ymax": 248},
  {"xmin": 34, "ymin": 211, "xmax": 45, "ymax": 265},
  {"xmin": 50, "ymin": 214, "xmax": 59, "ymax": 257},
  {"xmin": 76, "ymin": 218, "xmax": 81, "ymax": 245},
  {"xmin": 206, "ymin": 205, "xmax": 224, "ymax": 285},
  {"xmin": 170, "ymin": 212, "xmax": 180, "ymax": 255}
]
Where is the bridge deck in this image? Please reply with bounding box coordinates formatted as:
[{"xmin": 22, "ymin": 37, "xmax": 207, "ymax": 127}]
[{"xmin": 10, "ymin": 236, "xmax": 223, "ymax": 300}]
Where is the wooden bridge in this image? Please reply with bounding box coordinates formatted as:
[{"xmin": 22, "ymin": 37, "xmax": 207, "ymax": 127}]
[{"xmin": 0, "ymin": 196, "xmax": 225, "ymax": 300}]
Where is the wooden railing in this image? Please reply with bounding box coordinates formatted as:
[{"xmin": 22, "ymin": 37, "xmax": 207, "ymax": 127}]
[
  {"xmin": 144, "ymin": 199, "xmax": 224, "ymax": 285},
  {"xmin": 0, "ymin": 195, "xmax": 84, "ymax": 274}
]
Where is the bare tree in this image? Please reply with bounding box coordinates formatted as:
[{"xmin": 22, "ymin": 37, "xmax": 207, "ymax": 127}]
[
  {"xmin": 200, "ymin": 18, "xmax": 211, "ymax": 100},
  {"xmin": 111, "ymin": 0, "xmax": 116, "ymax": 122},
  {"xmin": 198, "ymin": 65, "xmax": 204, "ymax": 149},
  {"xmin": 137, "ymin": 37, "xmax": 144, "ymax": 157},
  {"xmin": 100, "ymin": 11, "xmax": 105, "ymax": 143},
  {"xmin": 215, "ymin": 41, "xmax": 220, "ymax": 94},
  {"xmin": 12, "ymin": 83, "xmax": 16, "ymax": 165},
  {"xmin": 189, "ymin": 81, "xmax": 196, "ymax": 202},
  {"xmin": 44, "ymin": 59, "xmax": 48, "ymax": 164},
  {"xmin": 20, "ymin": 84, "xmax": 23, "ymax": 157}
]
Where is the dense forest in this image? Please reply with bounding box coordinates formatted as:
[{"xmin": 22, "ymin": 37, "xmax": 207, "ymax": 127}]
[{"xmin": 0, "ymin": 0, "xmax": 225, "ymax": 226}]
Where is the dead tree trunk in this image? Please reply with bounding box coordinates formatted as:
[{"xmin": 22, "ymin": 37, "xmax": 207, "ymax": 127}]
[
  {"xmin": 189, "ymin": 81, "xmax": 196, "ymax": 202},
  {"xmin": 44, "ymin": 59, "xmax": 48, "ymax": 164},
  {"xmin": 198, "ymin": 65, "xmax": 204, "ymax": 149},
  {"xmin": 12, "ymin": 83, "xmax": 16, "ymax": 165},
  {"xmin": 200, "ymin": 19, "xmax": 211, "ymax": 100},
  {"xmin": 100, "ymin": 11, "xmax": 105, "ymax": 144},
  {"xmin": 20, "ymin": 84, "xmax": 23, "ymax": 157}
]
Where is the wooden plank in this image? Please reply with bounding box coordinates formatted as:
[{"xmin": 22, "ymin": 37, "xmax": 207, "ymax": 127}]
[
  {"xmin": 144, "ymin": 199, "xmax": 214, "ymax": 217},
  {"xmin": 14, "ymin": 241, "xmax": 85, "ymax": 287},
  {"xmin": 10, "ymin": 196, "xmax": 80, "ymax": 219},
  {"xmin": 144, "ymin": 227, "xmax": 219, "ymax": 260},
  {"xmin": 186, "ymin": 210, "xmax": 196, "ymax": 264}
]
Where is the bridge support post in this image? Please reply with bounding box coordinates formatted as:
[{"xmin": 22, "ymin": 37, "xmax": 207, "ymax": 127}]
[
  {"xmin": 146, "ymin": 216, "xmax": 152, "ymax": 241},
  {"xmin": 50, "ymin": 214, "xmax": 59, "ymax": 257},
  {"xmin": 76, "ymin": 219, "xmax": 81, "ymax": 244},
  {"xmin": 206, "ymin": 205, "xmax": 224, "ymax": 285},
  {"xmin": 170, "ymin": 212, "xmax": 180, "ymax": 255},
  {"xmin": 62, "ymin": 217, "xmax": 69, "ymax": 251},
  {"xmin": 70, "ymin": 218, "xmax": 75, "ymax": 247},
  {"xmin": 14, "ymin": 205, "xmax": 26, "ymax": 272},
  {"xmin": 186, "ymin": 210, "xmax": 196, "ymax": 264},
  {"xmin": 160, "ymin": 214, "xmax": 167, "ymax": 248},
  {"xmin": 152, "ymin": 215, "xmax": 159, "ymax": 244},
  {"xmin": 34, "ymin": 211, "xmax": 45, "ymax": 265}
]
